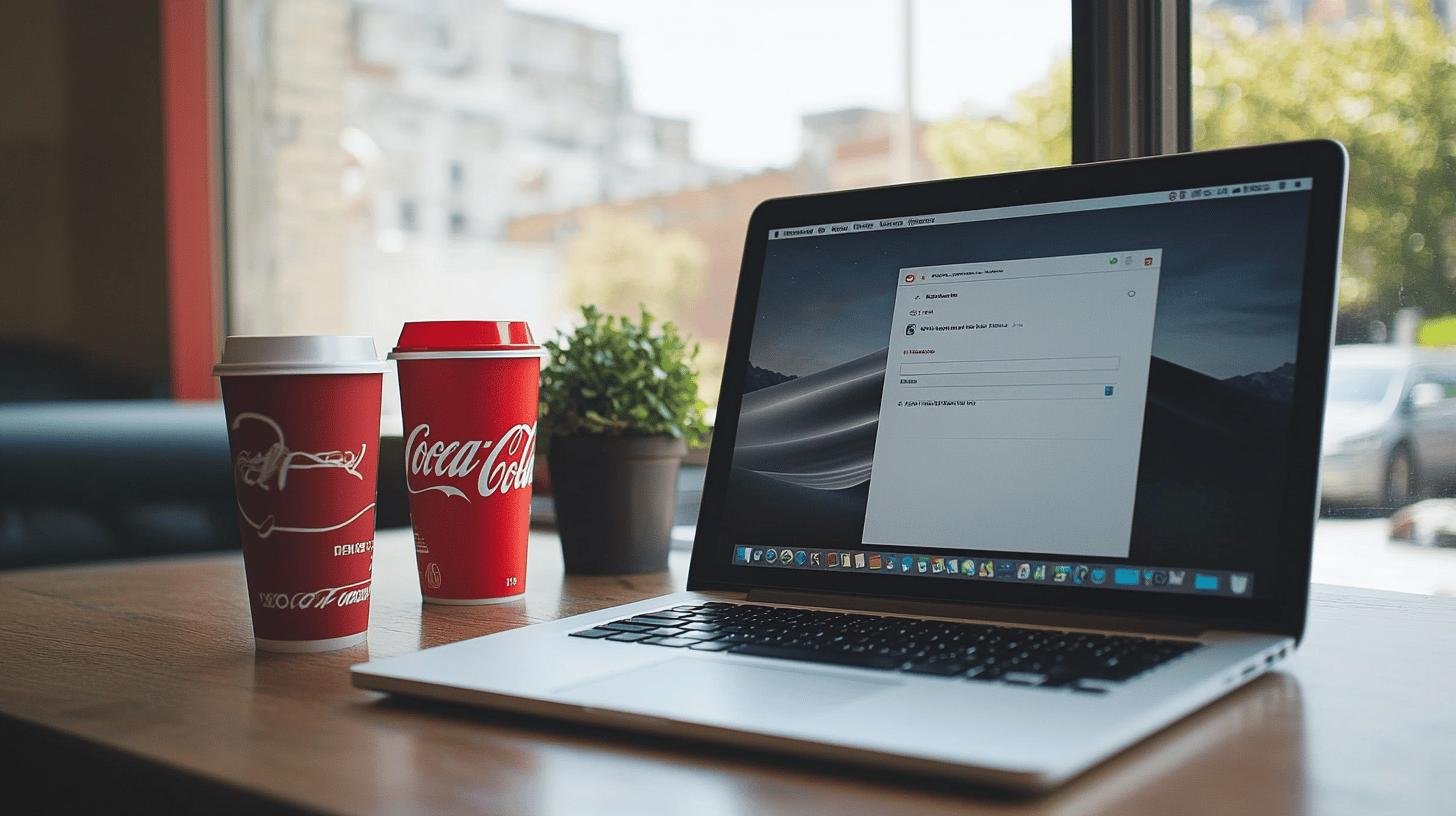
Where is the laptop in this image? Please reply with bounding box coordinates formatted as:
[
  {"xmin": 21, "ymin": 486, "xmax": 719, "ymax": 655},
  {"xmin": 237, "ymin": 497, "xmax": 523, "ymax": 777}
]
[{"xmin": 353, "ymin": 140, "xmax": 1348, "ymax": 792}]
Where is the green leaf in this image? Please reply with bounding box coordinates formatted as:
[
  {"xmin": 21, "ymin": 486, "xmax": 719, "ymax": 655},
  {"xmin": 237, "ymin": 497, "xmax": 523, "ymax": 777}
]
[{"xmin": 538, "ymin": 304, "xmax": 710, "ymax": 446}]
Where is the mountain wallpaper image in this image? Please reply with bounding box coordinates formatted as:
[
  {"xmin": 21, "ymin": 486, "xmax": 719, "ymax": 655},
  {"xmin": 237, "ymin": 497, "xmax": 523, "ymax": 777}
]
[{"xmin": 716, "ymin": 190, "xmax": 1316, "ymax": 579}]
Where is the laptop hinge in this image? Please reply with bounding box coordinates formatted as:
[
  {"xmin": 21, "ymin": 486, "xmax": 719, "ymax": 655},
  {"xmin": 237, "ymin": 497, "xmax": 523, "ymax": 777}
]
[{"xmin": 746, "ymin": 589, "xmax": 1207, "ymax": 637}]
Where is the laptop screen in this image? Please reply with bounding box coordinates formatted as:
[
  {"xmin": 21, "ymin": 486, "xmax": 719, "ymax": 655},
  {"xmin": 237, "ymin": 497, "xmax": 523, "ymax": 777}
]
[{"xmin": 718, "ymin": 178, "xmax": 1317, "ymax": 601}]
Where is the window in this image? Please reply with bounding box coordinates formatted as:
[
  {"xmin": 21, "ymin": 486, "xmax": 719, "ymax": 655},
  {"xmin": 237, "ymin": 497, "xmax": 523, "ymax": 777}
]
[
  {"xmin": 1194, "ymin": 0, "xmax": 1456, "ymax": 594},
  {"xmin": 865, "ymin": 251, "xmax": 1162, "ymax": 557},
  {"xmin": 216, "ymin": 1, "xmax": 1456, "ymax": 590},
  {"xmin": 223, "ymin": 0, "xmax": 1071, "ymax": 418}
]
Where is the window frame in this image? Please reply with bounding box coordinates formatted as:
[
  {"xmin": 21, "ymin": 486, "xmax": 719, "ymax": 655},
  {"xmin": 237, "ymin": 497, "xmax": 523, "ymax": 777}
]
[{"xmin": 1071, "ymin": 0, "xmax": 1191, "ymax": 163}]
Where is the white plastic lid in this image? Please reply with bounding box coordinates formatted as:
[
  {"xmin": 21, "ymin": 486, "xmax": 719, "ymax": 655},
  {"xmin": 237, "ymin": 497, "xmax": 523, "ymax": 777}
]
[{"xmin": 212, "ymin": 335, "xmax": 388, "ymax": 377}]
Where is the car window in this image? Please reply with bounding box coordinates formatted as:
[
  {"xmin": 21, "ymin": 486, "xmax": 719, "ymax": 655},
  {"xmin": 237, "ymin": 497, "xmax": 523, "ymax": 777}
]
[
  {"xmin": 1437, "ymin": 369, "xmax": 1456, "ymax": 399},
  {"xmin": 1410, "ymin": 367, "xmax": 1456, "ymax": 399},
  {"xmin": 1328, "ymin": 366, "xmax": 1396, "ymax": 406}
]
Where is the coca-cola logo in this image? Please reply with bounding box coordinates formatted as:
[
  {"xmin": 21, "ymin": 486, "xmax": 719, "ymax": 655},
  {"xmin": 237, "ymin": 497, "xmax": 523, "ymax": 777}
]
[
  {"xmin": 405, "ymin": 422, "xmax": 536, "ymax": 503},
  {"xmin": 257, "ymin": 578, "xmax": 371, "ymax": 610}
]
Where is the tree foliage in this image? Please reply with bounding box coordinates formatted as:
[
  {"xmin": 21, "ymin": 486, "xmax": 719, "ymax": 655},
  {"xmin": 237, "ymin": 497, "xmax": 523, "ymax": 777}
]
[
  {"xmin": 925, "ymin": 58, "xmax": 1070, "ymax": 177},
  {"xmin": 1197, "ymin": 9, "xmax": 1456, "ymax": 317},
  {"xmin": 926, "ymin": 8, "xmax": 1456, "ymax": 321},
  {"xmin": 562, "ymin": 211, "xmax": 708, "ymax": 321}
]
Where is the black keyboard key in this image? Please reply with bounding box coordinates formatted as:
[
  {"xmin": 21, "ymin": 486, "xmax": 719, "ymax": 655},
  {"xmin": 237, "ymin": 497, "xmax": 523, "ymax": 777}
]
[
  {"xmin": 646, "ymin": 626, "xmax": 686, "ymax": 637},
  {"xmin": 606, "ymin": 632, "xmax": 652, "ymax": 642},
  {"xmin": 903, "ymin": 661, "xmax": 967, "ymax": 676},
  {"xmin": 681, "ymin": 631, "xmax": 721, "ymax": 641},
  {"xmin": 965, "ymin": 665, "xmax": 1006, "ymax": 681},
  {"xmin": 1066, "ymin": 657, "xmax": 1144, "ymax": 682},
  {"xmin": 601, "ymin": 622, "xmax": 653, "ymax": 633},
  {"xmin": 680, "ymin": 622, "xmax": 719, "ymax": 632},
  {"xmin": 731, "ymin": 643, "xmax": 900, "ymax": 670},
  {"xmin": 569, "ymin": 628, "xmax": 614, "ymax": 639},
  {"xmin": 625, "ymin": 616, "xmax": 682, "ymax": 627},
  {"xmin": 643, "ymin": 636, "xmax": 695, "ymax": 648},
  {"xmin": 689, "ymin": 641, "xmax": 734, "ymax": 651}
]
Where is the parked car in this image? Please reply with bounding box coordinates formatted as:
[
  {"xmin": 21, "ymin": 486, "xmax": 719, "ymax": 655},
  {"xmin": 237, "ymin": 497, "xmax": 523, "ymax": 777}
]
[{"xmin": 1320, "ymin": 344, "xmax": 1456, "ymax": 510}]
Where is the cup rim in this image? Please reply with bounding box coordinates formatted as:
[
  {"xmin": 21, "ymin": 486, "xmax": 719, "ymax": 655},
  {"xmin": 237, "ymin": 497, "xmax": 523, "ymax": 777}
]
[
  {"xmin": 389, "ymin": 349, "xmax": 546, "ymax": 361},
  {"xmin": 214, "ymin": 334, "xmax": 387, "ymax": 377},
  {"xmin": 213, "ymin": 361, "xmax": 389, "ymax": 376}
]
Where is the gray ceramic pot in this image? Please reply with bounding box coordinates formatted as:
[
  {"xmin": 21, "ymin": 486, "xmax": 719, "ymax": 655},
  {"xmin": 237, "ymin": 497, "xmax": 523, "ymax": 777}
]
[{"xmin": 548, "ymin": 435, "xmax": 686, "ymax": 574}]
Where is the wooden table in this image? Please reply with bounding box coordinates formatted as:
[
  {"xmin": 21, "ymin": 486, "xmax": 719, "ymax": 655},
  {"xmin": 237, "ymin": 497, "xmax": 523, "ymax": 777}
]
[{"xmin": 1, "ymin": 529, "xmax": 1452, "ymax": 815}]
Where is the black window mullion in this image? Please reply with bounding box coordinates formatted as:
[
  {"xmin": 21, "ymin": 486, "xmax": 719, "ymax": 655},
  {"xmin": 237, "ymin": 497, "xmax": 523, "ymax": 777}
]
[{"xmin": 1071, "ymin": 0, "xmax": 1190, "ymax": 164}]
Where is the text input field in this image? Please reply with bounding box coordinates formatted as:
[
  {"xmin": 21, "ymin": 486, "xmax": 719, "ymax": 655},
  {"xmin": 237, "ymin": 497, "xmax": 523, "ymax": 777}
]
[{"xmin": 899, "ymin": 356, "xmax": 1121, "ymax": 376}]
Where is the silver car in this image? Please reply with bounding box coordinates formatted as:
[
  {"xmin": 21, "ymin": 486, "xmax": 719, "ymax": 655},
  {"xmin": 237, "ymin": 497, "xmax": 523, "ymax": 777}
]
[{"xmin": 1320, "ymin": 344, "xmax": 1456, "ymax": 509}]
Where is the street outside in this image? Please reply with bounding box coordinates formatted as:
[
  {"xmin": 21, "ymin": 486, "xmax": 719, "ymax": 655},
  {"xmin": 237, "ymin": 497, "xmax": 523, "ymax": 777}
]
[{"xmin": 1314, "ymin": 515, "xmax": 1456, "ymax": 596}]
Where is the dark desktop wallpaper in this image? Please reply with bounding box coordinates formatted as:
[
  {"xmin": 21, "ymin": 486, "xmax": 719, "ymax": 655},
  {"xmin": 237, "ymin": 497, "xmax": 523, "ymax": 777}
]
[{"xmin": 719, "ymin": 191, "xmax": 1315, "ymax": 584}]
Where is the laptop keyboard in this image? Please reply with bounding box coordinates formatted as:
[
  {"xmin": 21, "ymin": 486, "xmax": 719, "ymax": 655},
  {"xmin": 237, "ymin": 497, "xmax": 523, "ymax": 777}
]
[{"xmin": 570, "ymin": 602, "xmax": 1201, "ymax": 693}]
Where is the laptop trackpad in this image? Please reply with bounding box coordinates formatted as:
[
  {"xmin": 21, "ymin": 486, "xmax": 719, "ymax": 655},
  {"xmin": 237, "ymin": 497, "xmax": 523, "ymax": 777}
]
[{"xmin": 554, "ymin": 657, "xmax": 899, "ymax": 723}]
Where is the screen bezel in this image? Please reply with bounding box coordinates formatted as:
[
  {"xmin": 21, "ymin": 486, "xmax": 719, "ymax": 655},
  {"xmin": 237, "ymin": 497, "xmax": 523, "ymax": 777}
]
[{"xmin": 687, "ymin": 140, "xmax": 1347, "ymax": 641}]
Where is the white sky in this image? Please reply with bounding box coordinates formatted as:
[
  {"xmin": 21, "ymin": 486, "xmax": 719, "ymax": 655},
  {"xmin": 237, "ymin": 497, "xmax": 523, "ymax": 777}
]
[{"xmin": 508, "ymin": 0, "xmax": 1070, "ymax": 171}]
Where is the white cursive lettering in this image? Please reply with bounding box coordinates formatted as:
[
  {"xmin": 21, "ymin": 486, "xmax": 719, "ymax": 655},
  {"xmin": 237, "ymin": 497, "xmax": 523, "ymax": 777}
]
[
  {"xmin": 478, "ymin": 423, "xmax": 537, "ymax": 497},
  {"xmin": 233, "ymin": 412, "xmax": 366, "ymax": 492},
  {"xmin": 257, "ymin": 578, "xmax": 371, "ymax": 610},
  {"xmin": 405, "ymin": 422, "xmax": 537, "ymax": 502}
]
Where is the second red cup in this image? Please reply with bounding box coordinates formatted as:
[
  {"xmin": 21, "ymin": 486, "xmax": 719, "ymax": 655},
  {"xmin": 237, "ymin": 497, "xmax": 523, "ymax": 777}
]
[{"xmin": 391, "ymin": 321, "xmax": 542, "ymax": 604}]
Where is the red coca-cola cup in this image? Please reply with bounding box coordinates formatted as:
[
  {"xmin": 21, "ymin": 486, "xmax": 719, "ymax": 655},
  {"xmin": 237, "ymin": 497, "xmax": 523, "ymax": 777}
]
[
  {"xmin": 214, "ymin": 336, "xmax": 386, "ymax": 652},
  {"xmin": 390, "ymin": 321, "xmax": 542, "ymax": 604}
]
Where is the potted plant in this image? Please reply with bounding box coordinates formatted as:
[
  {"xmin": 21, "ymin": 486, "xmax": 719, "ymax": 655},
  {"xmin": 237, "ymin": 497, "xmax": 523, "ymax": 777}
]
[{"xmin": 540, "ymin": 305, "xmax": 709, "ymax": 574}]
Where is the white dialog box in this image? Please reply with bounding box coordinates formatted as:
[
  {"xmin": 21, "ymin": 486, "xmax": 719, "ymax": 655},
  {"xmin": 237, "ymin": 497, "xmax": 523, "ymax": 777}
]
[{"xmin": 862, "ymin": 250, "xmax": 1163, "ymax": 557}]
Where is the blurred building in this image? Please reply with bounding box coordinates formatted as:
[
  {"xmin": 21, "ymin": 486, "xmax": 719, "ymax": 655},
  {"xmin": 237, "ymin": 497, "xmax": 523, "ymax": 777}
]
[
  {"xmin": 799, "ymin": 107, "xmax": 934, "ymax": 190},
  {"xmin": 504, "ymin": 107, "xmax": 938, "ymax": 348},
  {"xmin": 346, "ymin": 0, "xmax": 725, "ymax": 245},
  {"xmin": 226, "ymin": 0, "xmax": 728, "ymax": 358},
  {"xmin": 507, "ymin": 169, "xmax": 802, "ymax": 347}
]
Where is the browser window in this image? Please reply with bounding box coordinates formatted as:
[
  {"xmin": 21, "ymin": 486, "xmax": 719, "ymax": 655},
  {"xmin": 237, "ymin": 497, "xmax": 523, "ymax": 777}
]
[{"xmin": 865, "ymin": 250, "xmax": 1162, "ymax": 557}]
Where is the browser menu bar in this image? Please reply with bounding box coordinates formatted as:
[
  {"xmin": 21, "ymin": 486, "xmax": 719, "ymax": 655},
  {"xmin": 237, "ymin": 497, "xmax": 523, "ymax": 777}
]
[{"xmin": 767, "ymin": 177, "xmax": 1314, "ymax": 241}]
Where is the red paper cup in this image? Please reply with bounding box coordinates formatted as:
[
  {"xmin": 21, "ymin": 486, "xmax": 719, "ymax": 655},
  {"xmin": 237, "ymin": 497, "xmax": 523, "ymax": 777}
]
[
  {"xmin": 390, "ymin": 321, "xmax": 542, "ymax": 604},
  {"xmin": 214, "ymin": 336, "xmax": 386, "ymax": 652}
]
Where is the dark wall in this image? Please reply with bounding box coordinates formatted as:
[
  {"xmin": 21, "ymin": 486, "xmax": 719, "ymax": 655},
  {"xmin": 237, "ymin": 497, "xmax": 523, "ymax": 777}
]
[{"xmin": 0, "ymin": 0, "xmax": 169, "ymax": 401}]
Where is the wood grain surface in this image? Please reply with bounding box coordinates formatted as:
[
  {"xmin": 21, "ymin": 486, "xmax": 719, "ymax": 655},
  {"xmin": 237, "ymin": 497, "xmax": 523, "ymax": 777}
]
[{"xmin": 1, "ymin": 529, "xmax": 1452, "ymax": 815}]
